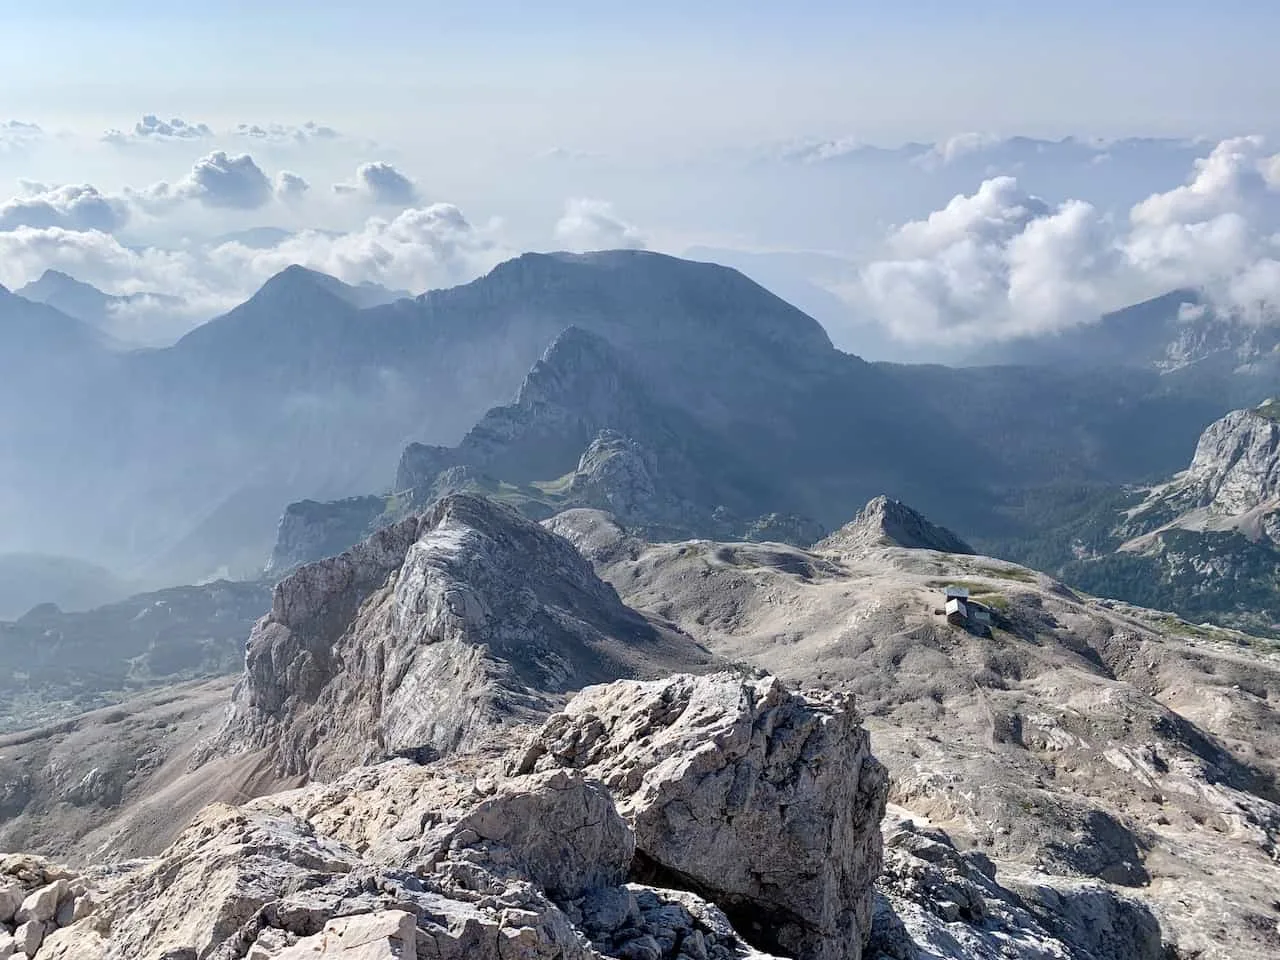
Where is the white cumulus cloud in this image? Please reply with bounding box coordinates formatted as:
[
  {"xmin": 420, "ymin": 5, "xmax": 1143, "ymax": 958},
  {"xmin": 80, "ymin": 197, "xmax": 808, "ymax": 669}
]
[
  {"xmin": 850, "ymin": 137, "xmax": 1280, "ymax": 344},
  {"xmin": 235, "ymin": 121, "xmax": 341, "ymax": 143},
  {"xmin": 333, "ymin": 162, "xmax": 419, "ymax": 206},
  {"xmin": 104, "ymin": 114, "xmax": 213, "ymax": 143},
  {"xmin": 554, "ymin": 199, "xmax": 646, "ymax": 252},
  {"xmin": 275, "ymin": 170, "xmax": 311, "ymax": 201},
  {"xmin": 211, "ymin": 203, "xmax": 504, "ymax": 294},
  {"xmin": 0, "ymin": 183, "xmax": 130, "ymax": 233},
  {"xmin": 131, "ymin": 151, "xmax": 283, "ymax": 211}
]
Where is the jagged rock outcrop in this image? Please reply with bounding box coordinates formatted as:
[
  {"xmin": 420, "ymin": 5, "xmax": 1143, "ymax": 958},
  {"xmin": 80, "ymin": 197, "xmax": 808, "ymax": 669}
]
[
  {"xmin": 266, "ymin": 496, "xmax": 390, "ymax": 577},
  {"xmin": 870, "ymin": 814, "xmax": 1163, "ymax": 960},
  {"xmin": 516, "ymin": 673, "xmax": 890, "ymax": 960},
  {"xmin": 1181, "ymin": 405, "xmax": 1280, "ymax": 514},
  {"xmin": 396, "ymin": 327, "xmax": 658, "ymax": 494},
  {"xmin": 210, "ymin": 494, "xmax": 717, "ymax": 779},
  {"xmin": 38, "ymin": 673, "xmax": 877, "ymax": 960},
  {"xmin": 570, "ymin": 430, "xmax": 662, "ymax": 518},
  {"xmin": 816, "ymin": 496, "xmax": 975, "ymax": 556}
]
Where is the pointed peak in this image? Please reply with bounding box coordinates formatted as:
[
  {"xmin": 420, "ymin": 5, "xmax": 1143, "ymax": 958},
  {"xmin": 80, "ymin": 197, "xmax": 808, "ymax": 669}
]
[
  {"xmin": 245, "ymin": 264, "xmax": 354, "ymax": 309},
  {"xmin": 817, "ymin": 496, "xmax": 975, "ymax": 556}
]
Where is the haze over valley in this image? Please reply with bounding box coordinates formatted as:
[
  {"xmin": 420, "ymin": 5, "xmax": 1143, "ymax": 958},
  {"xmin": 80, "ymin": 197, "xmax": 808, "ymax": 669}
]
[{"xmin": 3, "ymin": 4, "xmax": 1280, "ymax": 959}]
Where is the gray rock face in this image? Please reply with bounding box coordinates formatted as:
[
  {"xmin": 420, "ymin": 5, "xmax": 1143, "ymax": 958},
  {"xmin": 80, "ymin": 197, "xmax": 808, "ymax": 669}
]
[
  {"xmin": 1183, "ymin": 407, "xmax": 1280, "ymax": 514},
  {"xmin": 266, "ymin": 495, "xmax": 390, "ymax": 576},
  {"xmin": 872, "ymin": 814, "xmax": 1163, "ymax": 960},
  {"xmin": 516, "ymin": 673, "xmax": 889, "ymax": 960},
  {"xmin": 571, "ymin": 430, "xmax": 662, "ymax": 519},
  {"xmin": 817, "ymin": 496, "xmax": 975, "ymax": 556},
  {"xmin": 209, "ymin": 494, "xmax": 717, "ymax": 779},
  {"xmin": 0, "ymin": 856, "xmax": 91, "ymax": 960},
  {"xmin": 38, "ymin": 675, "xmax": 861, "ymax": 960}
]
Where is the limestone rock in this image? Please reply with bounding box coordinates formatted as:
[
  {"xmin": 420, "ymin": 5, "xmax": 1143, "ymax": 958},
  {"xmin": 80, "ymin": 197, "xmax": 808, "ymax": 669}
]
[
  {"xmin": 266, "ymin": 495, "xmax": 391, "ymax": 576},
  {"xmin": 249, "ymin": 764, "xmax": 634, "ymax": 902},
  {"xmin": 517, "ymin": 672, "xmax": 889, "ymax": 960},
  {"xmin": 817, "ymin": 496, "xmax": 974, "ymax": 556},
  {"xmin": 15, "ymin": 879, "xmax": 67, "ymax": 925},
  {"xmin": 874, "ymin": 815, "xmax": 1164, "ymax": 960},
  {"xmin": 571, "ymin": 430, "xmax": 662, "ymax": 519},
  {"xmin": 271, "ymin": 910, "xmax": 417, "ymax": 958},
  {"xmin": 1184, "ymin": 406, "xmax": 1280, "ymax": 514},
  {"xmin": 11, "ymin": 922, "xmax": 40, "ymax": 958},
  {"xmin": 0, "ymin": 882, "xmax": 21, "ymax": 925},
  {"xmin": 208, "ymin": 494, "xmax": 716, "ymax": 779}
]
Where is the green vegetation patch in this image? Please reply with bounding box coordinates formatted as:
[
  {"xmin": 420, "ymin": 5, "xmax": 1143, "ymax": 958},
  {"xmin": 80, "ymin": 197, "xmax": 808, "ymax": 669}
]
[{"xmin": 1255, "ymin": 398, "xmax": 1280, "ymax": 421}]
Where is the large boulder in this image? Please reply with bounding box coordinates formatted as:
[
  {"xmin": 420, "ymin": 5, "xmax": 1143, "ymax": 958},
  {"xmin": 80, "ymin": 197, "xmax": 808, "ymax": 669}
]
[
  {"xmin": 516, "ymin": 672, "xmax": 890, "ymax": 960},
  {"xmin": 207, "ymin": 494, "xmax": 716, "ymax": 779},
  {"xmin": 39, "ymin": 749, "xmax": 781, "ymax": 960}
]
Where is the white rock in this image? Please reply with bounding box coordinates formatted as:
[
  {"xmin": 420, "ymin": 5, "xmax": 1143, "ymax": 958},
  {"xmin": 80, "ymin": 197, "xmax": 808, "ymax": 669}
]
[
  {"xmin": 518, "ymin": 672, "xmax": 890, "ymax": 960},
  {"xmin": 0, "ymin": 931, "xmax": 15, "ymax": 960},
  {"xmin": 12, "ymin": 921, "xmax": 41, "ymax": 957},
  {"xmin": 0, "ymin": 884, "xmax": 22, "ymax": 926},
  {"xmin": 15, "ymin": 880, "xmax": 67, "ymax": 925},
  {"xmin": 275, "ymin": 910, "xmax": 417, "ymax": 958}
]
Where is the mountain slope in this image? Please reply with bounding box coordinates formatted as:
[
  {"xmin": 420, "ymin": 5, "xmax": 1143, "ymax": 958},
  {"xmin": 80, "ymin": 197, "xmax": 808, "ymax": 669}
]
[
  {"xmin": 212, "ymin": 494, "xmax": 719, "ymax": 779},
  {"xmin": 546, "ymin": 498, "xmax": 1280, "ymax": 959},
  {"xmin": 16, "ymin": 269, "xmax": 186, "ymax": 345},
  {"xmin": 0, "ymin": 250, "xmax": 1250, "ymax": 583}
]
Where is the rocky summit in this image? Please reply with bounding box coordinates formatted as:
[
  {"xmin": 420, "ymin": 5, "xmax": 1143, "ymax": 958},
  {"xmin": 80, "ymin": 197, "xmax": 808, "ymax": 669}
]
[
  {"xmin": 209, "ymin": 493, "xmax": 718, "ymax": 780},
  {"xmin": 23, "ymin": 672, "xmax": 885, "ymax": 960},
  {"xmin": 3, "ymin": 493, "xmax": 1280, "ymax": 959}
]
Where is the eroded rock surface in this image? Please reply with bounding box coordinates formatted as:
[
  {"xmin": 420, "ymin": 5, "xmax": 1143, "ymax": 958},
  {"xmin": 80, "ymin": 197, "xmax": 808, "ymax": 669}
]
[
  {"xmin": 209, "ymin": 494, "xmax": 717, "ymax": 779},
  {"xmin": 517, "ymin": 673, "xmax": 889, "ymax": 960},
  {"xmin": 817, "ymin": 496, "xmax": 974, "ymax": 557},
  {"xmin": 34, "ymin": 674, "xmax": 869, "ymax": 960}
]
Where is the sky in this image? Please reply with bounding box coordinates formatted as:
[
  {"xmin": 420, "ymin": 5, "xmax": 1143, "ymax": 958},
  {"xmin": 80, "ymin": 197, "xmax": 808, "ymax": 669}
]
[{"xmin": 2, "ymin": 2, "xmax": 1280, "ymax": 356}]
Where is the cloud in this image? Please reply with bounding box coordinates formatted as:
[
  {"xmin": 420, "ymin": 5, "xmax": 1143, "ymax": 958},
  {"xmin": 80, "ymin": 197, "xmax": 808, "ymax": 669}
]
[
  {"xmin": 554, "ymin": 199, "xmax": 646, "ymax": 252},
  {"xmin": 212, "ymin": 203, "xmax": 503, "ymax": 293},
  {"xmin": 852, "ymin": 176, "xmax": 1119, "ymax": 343},
  {"xmin": 1123, "ymin": 136, "xmax": 1280, "ymax": 319},
  {"xmin": 0, "ymin": 120, "xmax": 42, "ymax": 153},
  {"xmin": 911, "ymin": 132, "xmax": 1005, "ymax": 171},
  {"xmin": 333, "ymin": 161, "xmax": 419, "ymax": 206},
  {"xmin": 104, "ymin": 114, "xmax": 213, "ymax": 143},
  {"xmin": 275, "ymin": 170, "xmax": 311, "ymax": 201},
  {"xmin": 850, "ymin": 137, "xmax": 1280, "ymax": 344},
  {"xmin": 235, "ymin": 121, "xmax": 341, "ymax": 143},
  {"xmin": 0, "ymin": 200, "xmax": 509, "ymax": 335},
  {"xmin": 0, "ymin": 183, "xmax": 130, "ymax": 233},
  {"xmin": 132, "ymin": 151, "xmax": 278, "ymax": 211}
]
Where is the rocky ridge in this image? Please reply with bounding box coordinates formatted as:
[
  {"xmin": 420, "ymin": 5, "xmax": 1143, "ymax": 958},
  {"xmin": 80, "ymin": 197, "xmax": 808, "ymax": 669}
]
[
  {"xmin": 549, "ymin": 499, "xmax": 1280, "ymax": 959},
  {"xmin": 210, "ymin": 493, "xmax": 718, "ymax": 780},
  {"xmin": 817, "ymin": 496, "xmax": 975, "ymax": 556},
  {"xmin": 1047, "ymin": 402, "xmax": 1280, "ymax": 636},
  {"xmin": 30, "ymin": 672, "xmax": 885, "ymax": 960},
  {"xmin": 5, "ymin": 494, "xmax": 1280, "ymax": 958}
]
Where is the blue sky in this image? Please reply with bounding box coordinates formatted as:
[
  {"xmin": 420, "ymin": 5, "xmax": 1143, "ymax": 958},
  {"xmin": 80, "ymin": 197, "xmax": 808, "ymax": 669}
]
[
  {"xmin": 1, "ymin": 2, "xmax": 1279, "ymax": 360},
  {"xmin": 5, "ymin": 1, "xmax": 1279, "ymax": 146}
]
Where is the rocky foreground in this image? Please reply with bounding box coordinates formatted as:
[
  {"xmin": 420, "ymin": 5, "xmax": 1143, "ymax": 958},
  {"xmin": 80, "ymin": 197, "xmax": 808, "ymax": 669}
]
[{"xmin": 2, "ymin": 493, "xmax": 1279, "ymax": 958}]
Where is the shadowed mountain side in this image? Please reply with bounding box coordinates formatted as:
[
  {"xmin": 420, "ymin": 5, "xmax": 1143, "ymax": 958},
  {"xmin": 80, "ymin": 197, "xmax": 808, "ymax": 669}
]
[{"xmin": 212, "ymin": 494, "xmax": 720, "ymax": 779}]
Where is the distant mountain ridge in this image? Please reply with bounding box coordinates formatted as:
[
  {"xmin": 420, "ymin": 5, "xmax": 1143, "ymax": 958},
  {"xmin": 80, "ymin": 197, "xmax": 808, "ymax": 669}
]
[
  {"xmin": 0, "ymin": 249, "xmax": 1256, "ymax": 581},
  {"xmin": 985, "ymin": 288, "xmax": 1280, "ymax": 377},
  {"xmin": 16, "ymin": 269, "xmax": 187, "ymax": 346}
]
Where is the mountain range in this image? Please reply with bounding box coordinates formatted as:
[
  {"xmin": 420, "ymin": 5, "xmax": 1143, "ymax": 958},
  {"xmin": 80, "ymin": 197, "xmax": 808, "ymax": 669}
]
[
  {"xmin": 0, "ymin": 249, "xmax": 1275, "ymax": 610},
  {"xmin": 4, "ymin": 249, "xmax": 1280, "ymax": 957}
]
